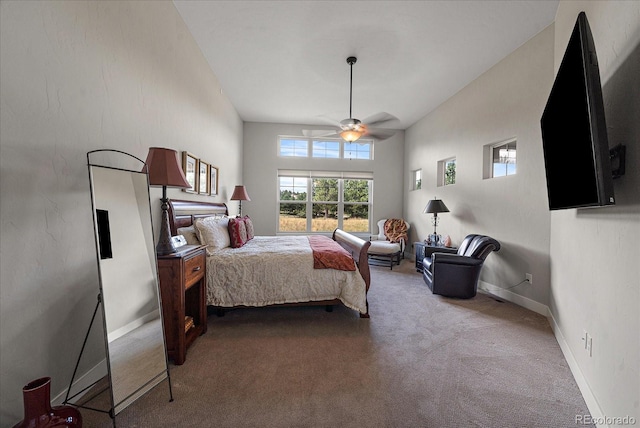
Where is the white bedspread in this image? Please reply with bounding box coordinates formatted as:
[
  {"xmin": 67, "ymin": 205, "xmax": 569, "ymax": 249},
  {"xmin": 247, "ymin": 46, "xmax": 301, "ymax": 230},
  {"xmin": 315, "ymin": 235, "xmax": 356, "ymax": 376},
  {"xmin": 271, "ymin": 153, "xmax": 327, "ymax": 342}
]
[{"xmin": 205, "ymin": 236, "xmax": 367, "ymax": 314}]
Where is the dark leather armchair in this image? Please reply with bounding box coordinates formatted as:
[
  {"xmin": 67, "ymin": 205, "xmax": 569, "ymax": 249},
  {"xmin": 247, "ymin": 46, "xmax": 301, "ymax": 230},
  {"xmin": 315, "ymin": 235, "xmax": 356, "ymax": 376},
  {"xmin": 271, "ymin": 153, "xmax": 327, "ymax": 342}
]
[{"xmin": 422, "ymin": 234, "xmax": 501, "ymax": 298}]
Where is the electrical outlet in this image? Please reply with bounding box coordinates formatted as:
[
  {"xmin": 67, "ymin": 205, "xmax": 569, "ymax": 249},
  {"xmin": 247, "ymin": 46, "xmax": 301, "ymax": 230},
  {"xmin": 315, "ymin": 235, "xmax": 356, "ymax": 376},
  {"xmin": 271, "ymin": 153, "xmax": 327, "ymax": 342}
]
[{"xmin": 525, "ymin": 273, "xmax": 533, "ymax": 284}]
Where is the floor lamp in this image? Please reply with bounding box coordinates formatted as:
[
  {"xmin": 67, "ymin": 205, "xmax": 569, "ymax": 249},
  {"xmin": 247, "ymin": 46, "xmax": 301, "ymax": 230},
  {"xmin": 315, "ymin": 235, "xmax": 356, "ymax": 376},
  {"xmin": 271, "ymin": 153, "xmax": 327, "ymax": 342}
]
[{"xmin": 145, "ymin": 147, "xmax": 191, "ymax": 255}]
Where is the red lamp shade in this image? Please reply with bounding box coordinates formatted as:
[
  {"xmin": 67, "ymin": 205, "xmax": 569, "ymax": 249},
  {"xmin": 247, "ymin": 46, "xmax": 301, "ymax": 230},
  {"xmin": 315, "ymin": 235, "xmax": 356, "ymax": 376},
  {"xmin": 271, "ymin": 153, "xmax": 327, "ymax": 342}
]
[
  {"xmin": 230, "ymin": 185, "xmax": 251, "ymax": 201},
  {"xmin": 144, "ymin": 147, "xmax": 190, "ymax": 188}
]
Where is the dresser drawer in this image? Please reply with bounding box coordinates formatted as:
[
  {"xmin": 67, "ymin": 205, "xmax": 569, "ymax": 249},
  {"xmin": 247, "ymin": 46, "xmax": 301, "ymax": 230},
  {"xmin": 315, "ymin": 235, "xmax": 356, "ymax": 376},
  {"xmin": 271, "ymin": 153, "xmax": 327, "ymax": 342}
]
[{"xmin": 184, "ymin": 251, "xmax": 205, "ymax": 288}]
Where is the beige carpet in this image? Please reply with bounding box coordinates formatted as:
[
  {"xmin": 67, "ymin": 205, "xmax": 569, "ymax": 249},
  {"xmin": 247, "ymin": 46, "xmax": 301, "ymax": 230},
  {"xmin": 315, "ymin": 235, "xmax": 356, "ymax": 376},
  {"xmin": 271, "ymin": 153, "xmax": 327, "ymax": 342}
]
[{"xmin": 80, "ymin": 260, "xmax": 593, "ymax": 427}]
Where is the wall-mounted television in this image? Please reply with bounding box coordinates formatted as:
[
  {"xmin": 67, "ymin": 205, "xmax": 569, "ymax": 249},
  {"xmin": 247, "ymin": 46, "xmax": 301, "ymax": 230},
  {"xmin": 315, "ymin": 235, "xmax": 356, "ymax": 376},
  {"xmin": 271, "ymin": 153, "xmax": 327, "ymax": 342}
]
[{"xmin": 540, "ymin": 12, "xmax": 615, "ymax": 210}]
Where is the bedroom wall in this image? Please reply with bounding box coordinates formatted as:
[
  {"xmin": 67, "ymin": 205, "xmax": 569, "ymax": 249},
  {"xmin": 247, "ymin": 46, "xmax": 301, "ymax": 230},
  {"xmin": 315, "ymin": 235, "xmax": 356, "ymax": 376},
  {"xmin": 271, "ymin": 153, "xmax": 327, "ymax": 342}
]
[
  {"xmin": 403, "ymin": 25, "xmax": 554, "ymax": 309},
  {"xmin": 550, "ymin": 1, "xmax": 639, "ymax": 422},
  {"xmin": 0, "ymin": 1, "xmax": 242, "ymax": 424},
  {"xmin": 242, "ymin": 122, "xmax": 405, "ymax": 236}
]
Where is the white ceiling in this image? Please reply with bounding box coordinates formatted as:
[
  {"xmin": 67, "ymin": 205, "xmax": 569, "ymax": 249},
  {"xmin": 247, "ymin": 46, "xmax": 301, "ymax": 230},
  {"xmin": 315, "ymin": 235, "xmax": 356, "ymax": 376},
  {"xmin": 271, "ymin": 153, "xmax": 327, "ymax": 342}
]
[{"xmin": 174, "ymin": 1, "xmax": 558, "ymax": 130}]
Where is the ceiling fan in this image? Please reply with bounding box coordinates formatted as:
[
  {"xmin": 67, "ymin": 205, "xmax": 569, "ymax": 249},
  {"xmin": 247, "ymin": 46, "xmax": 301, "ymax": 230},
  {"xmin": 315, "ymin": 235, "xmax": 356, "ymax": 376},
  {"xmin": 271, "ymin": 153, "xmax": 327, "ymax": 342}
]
[{"xmin": 303, "ymin": 56, "xmax": 400, "ymax": 142}]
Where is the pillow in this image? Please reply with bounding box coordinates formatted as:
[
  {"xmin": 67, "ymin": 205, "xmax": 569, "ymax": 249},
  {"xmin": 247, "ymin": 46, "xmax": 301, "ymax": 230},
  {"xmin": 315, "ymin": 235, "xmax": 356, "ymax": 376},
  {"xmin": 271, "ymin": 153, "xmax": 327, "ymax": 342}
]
[
  {"xmin": 228, "ymin": 217, "xmax": 248, "ymax": 248},
  {"xmin": 177, "ymin": 226, "xmax": 200, "ymax": 246},
  {"xmin": 194, "ymin": 216, "xmax": 230, "ymax": 254},
  {"xmin": 243, "ymin": 215, "xmax": 255, "ymax": 240}
]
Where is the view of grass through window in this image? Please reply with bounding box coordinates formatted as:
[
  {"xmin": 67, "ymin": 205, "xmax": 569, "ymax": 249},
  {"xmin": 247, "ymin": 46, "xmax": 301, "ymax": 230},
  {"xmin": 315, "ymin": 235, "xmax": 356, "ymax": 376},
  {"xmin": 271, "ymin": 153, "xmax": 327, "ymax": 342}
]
[{"xmin": 279, "ymin": 176, "xmax": 370, "ymax": 233}]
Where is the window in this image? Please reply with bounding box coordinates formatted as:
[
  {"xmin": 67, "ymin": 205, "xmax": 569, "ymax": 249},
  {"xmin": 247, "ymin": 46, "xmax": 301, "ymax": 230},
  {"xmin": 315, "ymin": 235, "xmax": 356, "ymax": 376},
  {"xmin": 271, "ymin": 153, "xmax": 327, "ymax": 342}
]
[
  {"xmin": 412, "ymin": 169, "xmax": 422, "ymax": 190},
  {"xmin": 492, "ymin": 140, "xmax": 517, "ymax": 177},
  {"xmin": 312, "ymin": 140, "xmax": 340, "ymax": 158},
  {"xmin": 344, "ymin": 141, "xmax": 372, "ymax": 160},
  {"xmin": 438, "ymin": 157, "xmax": 456, "ymax": 186},
  {"xmin": 278, "ymin": 171, "xmax": 372, "ymax": 233},
  {"xmin": 278, "ymin": 136, "xmax": 373, "ymax": 160},
  {"xmin": 483, "ymin": 138, "xmax": 517, "ymax": 179}
]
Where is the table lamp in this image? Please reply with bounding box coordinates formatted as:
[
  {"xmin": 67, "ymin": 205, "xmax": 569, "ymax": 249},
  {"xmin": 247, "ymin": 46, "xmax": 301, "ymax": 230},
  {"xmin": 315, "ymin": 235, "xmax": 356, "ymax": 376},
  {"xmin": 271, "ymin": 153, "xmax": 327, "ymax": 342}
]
[
  {"xmin": 423, "ymin": 198, "xmax": 449, "ymax": 245},
  {"xmin": 145, "ymin": 147, "xmax": 191, "ymax": 255},
  {"xmin": 230, "ymin": 185, "xmax": 251, "ymax": 217}
]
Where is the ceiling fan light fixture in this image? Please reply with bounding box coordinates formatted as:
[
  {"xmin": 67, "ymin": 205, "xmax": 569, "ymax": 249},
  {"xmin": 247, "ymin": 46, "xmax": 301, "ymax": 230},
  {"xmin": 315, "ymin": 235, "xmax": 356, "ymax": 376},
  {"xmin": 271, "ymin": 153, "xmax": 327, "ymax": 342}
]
[{"xmin": 340, "ymin": 129, "xmax": 364, "ymax": 142}]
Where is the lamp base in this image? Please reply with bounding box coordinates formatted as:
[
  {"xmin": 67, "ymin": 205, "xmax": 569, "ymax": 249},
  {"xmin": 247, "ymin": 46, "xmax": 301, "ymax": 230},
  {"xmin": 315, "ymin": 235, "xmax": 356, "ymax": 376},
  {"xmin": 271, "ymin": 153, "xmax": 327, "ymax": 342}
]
[{"xmin": 156, "ymin": 197, "xmax": 177, "ymax": 256}]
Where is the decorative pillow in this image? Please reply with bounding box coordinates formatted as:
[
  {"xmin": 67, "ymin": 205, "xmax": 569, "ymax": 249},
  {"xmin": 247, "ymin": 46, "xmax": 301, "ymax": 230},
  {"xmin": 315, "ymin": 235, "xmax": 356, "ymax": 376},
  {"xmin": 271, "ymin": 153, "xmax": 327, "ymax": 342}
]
[
  {"xmin": 177, "ymin": 226, "xmax": 200, "ymax": 246},
  {"xmin": 243, "ymin": 215, "xmax": 255, "ymax": 240},
  {"xmin": 228, "ymin": 217, "xmax": 248, "ymax": 248},
  {"xmin": 194, "ymin": 216, "xmax": 230, "ymax": 254}
]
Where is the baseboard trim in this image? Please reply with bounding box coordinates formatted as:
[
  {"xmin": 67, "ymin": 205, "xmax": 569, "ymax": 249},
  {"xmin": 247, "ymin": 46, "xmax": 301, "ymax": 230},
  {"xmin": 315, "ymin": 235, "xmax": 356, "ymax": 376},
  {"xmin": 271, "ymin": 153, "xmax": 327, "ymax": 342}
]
[
  {"xmin": 478, "ymin": 280, "xmax": 549, "ymax": 316},
  {"xmin": 478, "ymin": 281, "xmax": 606, "ymax": 427},
  {"xmin": 51, "ymin": 358, "xmax": 107, "ymax": 406}
]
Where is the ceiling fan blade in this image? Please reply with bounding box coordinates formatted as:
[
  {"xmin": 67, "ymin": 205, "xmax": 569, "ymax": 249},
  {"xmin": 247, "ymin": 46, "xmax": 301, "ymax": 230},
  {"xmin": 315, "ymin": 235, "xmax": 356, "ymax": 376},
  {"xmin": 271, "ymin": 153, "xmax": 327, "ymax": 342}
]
[
  {"xmin": 362, "ymin": 112, "xmax": 401, "ymax": 128},
  {"xmin": 302, "ymin": 129, "xmax": 339, "ymax": 138},
  {"xmin": 316, "ymin": 115, "xmax": 343, "ymax": 127},
  {"xmin": 363, "ymin": 127, "xmax": 397, "ymax": 140}
]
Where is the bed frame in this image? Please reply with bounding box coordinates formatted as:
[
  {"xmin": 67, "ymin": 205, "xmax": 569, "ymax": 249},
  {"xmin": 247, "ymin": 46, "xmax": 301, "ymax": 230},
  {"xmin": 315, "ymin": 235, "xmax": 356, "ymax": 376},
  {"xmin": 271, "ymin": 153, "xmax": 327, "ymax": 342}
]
[{"xmin": 166, "ymin": 199, "xmax": 371, "ymax": 318}]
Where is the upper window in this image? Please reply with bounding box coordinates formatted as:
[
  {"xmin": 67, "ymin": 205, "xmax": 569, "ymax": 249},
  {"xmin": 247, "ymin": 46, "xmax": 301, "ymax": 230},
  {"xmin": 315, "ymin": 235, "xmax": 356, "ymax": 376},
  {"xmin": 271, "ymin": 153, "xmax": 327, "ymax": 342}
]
[
  {"xmin": 492, "ymin": 140, "xmax": 517, "ymax": 177},
  {"xmin": 412, "ymin": 169, "xmax": 422, "ymax": 190},
  {"xmin": 279, "ymin": 136, "xmax": 373, "ymax": 160},
  {"xmin": 437, "ymin": 157, "xmax": 456, "ymax": 186},
  {"xmin": 483, "ymin": 138, "xmax": 517, "ymax": 179}
]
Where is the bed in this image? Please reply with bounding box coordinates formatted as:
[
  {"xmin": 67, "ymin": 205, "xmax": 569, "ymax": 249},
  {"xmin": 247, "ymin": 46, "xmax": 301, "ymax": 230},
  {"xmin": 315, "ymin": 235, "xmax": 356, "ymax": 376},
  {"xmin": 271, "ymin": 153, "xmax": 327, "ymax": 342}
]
[{"xmin": 167, "ymin": 199, "xmax": 371, "ymax": 318}]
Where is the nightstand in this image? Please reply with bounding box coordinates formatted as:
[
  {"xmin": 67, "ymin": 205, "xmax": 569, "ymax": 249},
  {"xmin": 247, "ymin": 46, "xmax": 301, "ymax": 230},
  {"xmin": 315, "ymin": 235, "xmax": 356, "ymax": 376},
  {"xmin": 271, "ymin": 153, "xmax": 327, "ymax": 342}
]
[
  {"xmin": 414, "ymin": 241, "xmax": 458, "ymax": 272},
  {"xmin": 157, "ymin": 245, "xmax": 207, "ymax": 365}
]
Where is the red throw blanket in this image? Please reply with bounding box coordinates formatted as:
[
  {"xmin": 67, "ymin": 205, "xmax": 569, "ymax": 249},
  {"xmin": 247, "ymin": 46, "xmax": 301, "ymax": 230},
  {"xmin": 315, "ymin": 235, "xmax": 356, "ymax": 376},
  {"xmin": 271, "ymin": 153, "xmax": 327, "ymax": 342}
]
[
  {"xmin": 384, "ymin": 219, "xmax": 408, "ymax": 243},
  {"xmin": 308, "ymin": 235, "xmax": 356, "ymax": 271}
]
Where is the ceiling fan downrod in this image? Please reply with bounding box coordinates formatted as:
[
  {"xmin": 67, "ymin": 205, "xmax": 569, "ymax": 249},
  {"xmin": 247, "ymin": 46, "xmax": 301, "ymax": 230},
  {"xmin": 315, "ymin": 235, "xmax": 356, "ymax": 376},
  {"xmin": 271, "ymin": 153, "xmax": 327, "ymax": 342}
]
[{"xmin": 346, "ymin": 56, "xmax": 357, "ymax": 119}]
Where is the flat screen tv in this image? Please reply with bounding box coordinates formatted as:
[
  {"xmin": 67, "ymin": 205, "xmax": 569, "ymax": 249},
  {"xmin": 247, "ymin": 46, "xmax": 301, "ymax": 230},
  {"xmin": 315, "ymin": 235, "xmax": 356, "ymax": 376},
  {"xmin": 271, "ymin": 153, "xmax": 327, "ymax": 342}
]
[{"xmin": 540, "ymin": 12, "xmax": 615, "ymax": 210}]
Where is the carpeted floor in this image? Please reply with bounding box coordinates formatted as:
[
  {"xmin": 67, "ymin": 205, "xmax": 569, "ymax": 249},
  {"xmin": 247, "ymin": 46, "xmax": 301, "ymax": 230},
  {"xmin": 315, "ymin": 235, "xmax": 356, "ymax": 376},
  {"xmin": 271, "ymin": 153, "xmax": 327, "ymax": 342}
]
[{"xmin": 80, "ymin": 259, "xmax": 593, "ymax": 427}]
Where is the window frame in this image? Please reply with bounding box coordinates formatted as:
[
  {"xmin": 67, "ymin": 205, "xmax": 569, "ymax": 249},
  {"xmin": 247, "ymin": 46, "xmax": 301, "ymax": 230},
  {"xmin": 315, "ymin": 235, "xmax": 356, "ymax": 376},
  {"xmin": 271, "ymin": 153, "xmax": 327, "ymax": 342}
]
[
  {"xmin": 483, "ymin": 137, "xmax": 517, "ymax": 179},
  {"xmin": 278, "ymin": 136, "xmax": 374, "ymax": 160},
  {"xmin": 277, "ymin": 171, "xmax": 373, "ymax": 234},
  {"xmin": 412, "ymin": 169, "xmax": 422, "ymax": 190},
  {"xmin": 437, "ymin": 157, "xmax": 456, "ymax": 187}
]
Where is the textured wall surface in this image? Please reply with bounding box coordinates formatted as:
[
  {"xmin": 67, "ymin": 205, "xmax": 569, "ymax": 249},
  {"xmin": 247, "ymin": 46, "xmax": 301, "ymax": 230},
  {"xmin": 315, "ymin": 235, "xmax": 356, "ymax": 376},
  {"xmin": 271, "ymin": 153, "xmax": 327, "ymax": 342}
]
[{"xmin": 0, "ymin": 1, "xmax": 242, "ymax": 424}]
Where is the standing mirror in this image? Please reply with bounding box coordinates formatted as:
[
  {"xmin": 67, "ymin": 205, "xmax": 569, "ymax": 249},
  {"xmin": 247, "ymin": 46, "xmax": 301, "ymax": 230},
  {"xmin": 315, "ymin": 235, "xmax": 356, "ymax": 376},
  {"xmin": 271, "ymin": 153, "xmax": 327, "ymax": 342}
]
[{"xmin": 72, "ymin": 150, "xmax": 172, "ymax": 423}]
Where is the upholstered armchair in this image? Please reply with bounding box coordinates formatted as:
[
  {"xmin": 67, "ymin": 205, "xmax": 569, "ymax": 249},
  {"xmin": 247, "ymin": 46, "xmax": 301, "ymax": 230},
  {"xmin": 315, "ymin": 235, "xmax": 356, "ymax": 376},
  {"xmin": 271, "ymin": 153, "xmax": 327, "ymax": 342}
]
[
  {"xmin": 368, "ymin": 219, "xmax": 410, "ymax": 270},
  {"xmin": 422, "ymin": 234, "xmax": 500, "ymax": 298}
]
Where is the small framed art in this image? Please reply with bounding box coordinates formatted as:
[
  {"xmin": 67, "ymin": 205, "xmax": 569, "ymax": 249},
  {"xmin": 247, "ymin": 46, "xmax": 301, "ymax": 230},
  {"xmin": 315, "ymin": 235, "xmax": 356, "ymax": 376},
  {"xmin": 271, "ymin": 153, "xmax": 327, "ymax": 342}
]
[
  {"xmin": 210, "ymin": 166, "xmax": 219, "ymax": 196},
  {"xmin": 182, "ymin": 152, "xmax": 198, "ymax": 193},
  {"xmin": 199, "ymin": 160, "xmax": 210, "ymax": 194}
]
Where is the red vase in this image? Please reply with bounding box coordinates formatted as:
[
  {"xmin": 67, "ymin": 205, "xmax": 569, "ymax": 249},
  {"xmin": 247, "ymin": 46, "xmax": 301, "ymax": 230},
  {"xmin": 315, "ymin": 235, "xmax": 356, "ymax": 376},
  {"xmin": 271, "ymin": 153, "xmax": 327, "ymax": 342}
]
[{"xmin": 13, "ymin": 377, "xmax": 82, "ymax": 428}]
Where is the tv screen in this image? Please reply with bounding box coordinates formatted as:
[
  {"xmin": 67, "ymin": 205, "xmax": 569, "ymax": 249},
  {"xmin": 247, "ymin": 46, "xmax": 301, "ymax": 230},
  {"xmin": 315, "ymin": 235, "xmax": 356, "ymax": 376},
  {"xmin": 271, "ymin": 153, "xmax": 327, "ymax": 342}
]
[{"xmin": 540, "ymin": 12, "xmax": 615, "ymax": 210}]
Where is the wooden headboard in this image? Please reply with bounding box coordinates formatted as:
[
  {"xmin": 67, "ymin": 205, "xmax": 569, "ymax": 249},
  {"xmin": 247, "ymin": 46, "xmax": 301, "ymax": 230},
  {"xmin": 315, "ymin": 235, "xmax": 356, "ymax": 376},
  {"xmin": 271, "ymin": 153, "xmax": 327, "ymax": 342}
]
[{"xmin": 167, "ymin": 199, "xmax": 228, "ymax": 235}]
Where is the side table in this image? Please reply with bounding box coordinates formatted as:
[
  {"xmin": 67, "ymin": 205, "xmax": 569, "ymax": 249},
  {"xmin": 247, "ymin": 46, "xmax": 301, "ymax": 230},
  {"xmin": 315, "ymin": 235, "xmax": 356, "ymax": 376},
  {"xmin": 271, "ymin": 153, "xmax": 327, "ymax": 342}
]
[{"xmin": 157, "ymin": 244, "xmax": 207, "ymax": 365}]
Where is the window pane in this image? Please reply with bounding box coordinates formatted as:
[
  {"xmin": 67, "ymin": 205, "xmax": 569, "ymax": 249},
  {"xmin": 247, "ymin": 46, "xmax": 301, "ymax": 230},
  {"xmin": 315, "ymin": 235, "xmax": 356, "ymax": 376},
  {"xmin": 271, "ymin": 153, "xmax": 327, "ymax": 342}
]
[
  {"xmin": 344, "ymin": 179, "xmax": 370, "ymax": 202},
  {"xmin": 279, "ymin": 177, "xmax": 307, "ymax": 201},
  {"xmin": 312, "ymin": 178, "xmax": 338, "ymax": 202},
  {"xmin": 343, "ymin": 204, "xmax": 369, "ymax": 232},
  {"xmin": 445, "ymin": 159, "xmax": 456, "ymax": 185},
  {"xmin": 344, "ymin": 141, "xmax": 372, "ymax": 160},
  {"xmin": 279, "ymin": 203, "xmax": 307, "ymax": 232},
  {"xmin": 311, "ymin": 203, "xmax": 338, "ymax": 232},
  {"xmin": 312, "ymin": 140, "xmax": 340, "ymax": 158},
  {"xmin": 413, "ymin": 169, "xmax": 422, "ymax": 190},
  {"xmin": 492, "ymin": 143, "xmax": 517, "ymax": 177},
  {"xmin": 279, "ymin": 138, "xmax": 308, "ymax": 157}
]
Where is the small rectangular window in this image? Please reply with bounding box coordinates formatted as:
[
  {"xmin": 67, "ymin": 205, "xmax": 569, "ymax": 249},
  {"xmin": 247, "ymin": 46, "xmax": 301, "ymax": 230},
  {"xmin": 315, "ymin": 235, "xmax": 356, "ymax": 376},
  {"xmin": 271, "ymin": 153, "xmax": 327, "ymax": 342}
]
[
  {"xmin": 312, "ymin": 140, "xmax": 340, "ymax": 158},
  {"xmin": 412, "ymin": 169, "xmax": 422, "ymax": 190},
  {"xmin": 279, "ymin": 138, "xmax": 309, "ymax": 157},
  {"xmin": 492, "ymin": 141, "xmax": 517, "ymax": 177},
  {"xmin": 344, "ymin": 141, "xmax": 372, "ymax": 160},
  {"xmin": 437, "ymin": 157, "xmax": 456, "ymax": 187}
]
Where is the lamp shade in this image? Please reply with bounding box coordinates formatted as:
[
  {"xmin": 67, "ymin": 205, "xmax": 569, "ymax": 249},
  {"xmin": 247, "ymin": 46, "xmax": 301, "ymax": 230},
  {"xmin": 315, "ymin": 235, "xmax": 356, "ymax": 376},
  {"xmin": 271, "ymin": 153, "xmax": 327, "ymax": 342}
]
[
  {"xmin": 423, "ymin": 198, "xmax": 449, "ymax": 214},
  {"xmin": 144, "ymin": 147, "xmax": 190, "ymax": 188},
  {"xmin": 230, "ymin": 185, "xmax": 251, "ymax": 201}
]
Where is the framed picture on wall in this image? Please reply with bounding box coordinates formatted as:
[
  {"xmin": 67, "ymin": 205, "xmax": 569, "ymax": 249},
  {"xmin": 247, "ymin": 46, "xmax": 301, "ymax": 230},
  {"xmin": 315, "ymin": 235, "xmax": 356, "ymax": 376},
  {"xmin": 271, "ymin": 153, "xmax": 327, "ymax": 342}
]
[
  {"xmin": 182, "ymin": 152, "xmax": 198, "ymax": 193},
  {"xmin": 199, "ymin": 160, "xmax": 210, "ymax": 194},
  {"xmin": 210, "ymin": 166, "xmax": 219, "ymax": 196}
]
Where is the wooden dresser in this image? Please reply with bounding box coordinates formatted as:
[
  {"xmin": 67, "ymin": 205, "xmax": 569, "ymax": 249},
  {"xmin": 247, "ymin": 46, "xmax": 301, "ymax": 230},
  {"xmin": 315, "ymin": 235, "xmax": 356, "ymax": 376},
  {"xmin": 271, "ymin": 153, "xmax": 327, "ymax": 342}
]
[{"xmin": 157, "ymin": 245, "xmax": 207, "ymax": 365}]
